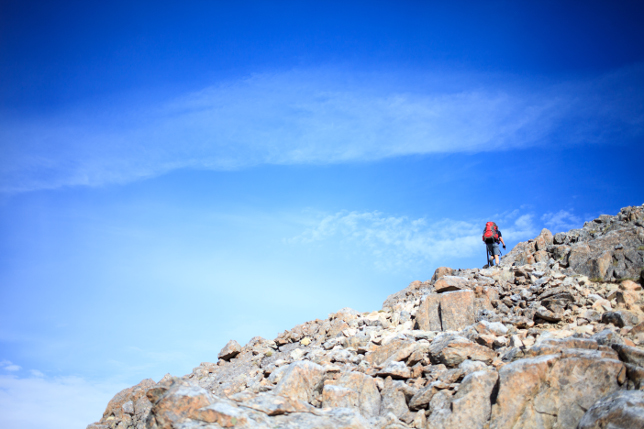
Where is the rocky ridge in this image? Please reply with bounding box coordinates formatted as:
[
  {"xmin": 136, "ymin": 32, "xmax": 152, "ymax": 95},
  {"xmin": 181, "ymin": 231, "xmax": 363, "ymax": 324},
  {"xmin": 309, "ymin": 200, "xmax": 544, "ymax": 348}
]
[{"xmin": 88, "ymin": 204, "xmax": 644, "ymax": 429}]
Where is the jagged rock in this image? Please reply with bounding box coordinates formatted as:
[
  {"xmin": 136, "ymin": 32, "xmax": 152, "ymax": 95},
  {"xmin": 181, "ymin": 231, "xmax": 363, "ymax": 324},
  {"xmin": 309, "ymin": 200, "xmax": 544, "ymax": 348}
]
[
  {"xmin": 146, "ymin": 380, "xmax": 215, "ymax": 429},
  {"xmin": 441, "ymin": 290, "xmax": 477, "ymax": 331},
  {"xmin": 415, "ymin": 290, "xmax": 477, "ymax": 332},
  {"xmin": 489, "ymin": 349, "xmax": 625, "ymax": 428},
  {"xmin": 535, "ymin": 305, "xmax": 563, "ymax": 322},
  {"xmin": 426, "ymin": 370, "xmax": 498, "ymax": 429},
  {"xmin": 233, "ymin": 392, "xmax": 315, "ymax": 415},
  {"xmin": 271, "ymin": 406, "xmax": 372, "ymax": 428},
  {"xmin": 428, "ymin": 334, "xmax": 496, "ymax": 367},
  {"xmin": 578, "ymin": 390, "xmax": 644, "ymax": 429},
  {"xmin": 365, "ymin": 338, "xmax": 414, "ymax": 367},
  {"xmin": 98, "ymin": 378, "xmax": 156, "ymax": 425},
  {"xmin": 612, "ymin": 343, "xmax": 644, "ymax": 367},
  {"xmin": 218, "ymin": 340, "xmax": 242, "ymax": 361},
  {"xmin": 380, "ymin": 377, "xmax": 414, "ymax": 422},
  {"xmin": 434, "ymin": 275, "xmax": 470, "ymax": 293},
  {"xmin": 602, "ymin": 310, "xmax": 640, "ymax": 327},
  {"xmin": 87, "ymin": 204, "xmax": 644, "ymax": 429},
  {"xmin": 415, "ymin": 294, "xmax": 442, "ymax": 331},
  {"xmin": 474, "ymin": 320, "xmax": 508, "ymax": 336},
  {"xmin": 191, "ymin": 401, "xmax": 251, "ymax": 427},
  {"xmin": 376, "ymin": 361, "xmax": 412, "ymax": 379},
  {"xmin": 431, "ymin": 266, "xmax": 454, "ymax": 282},
  {"xmin": 272, "ymin": 361, "xmax": 326, "ymax": 402},
  {"xmin": 322, "ymin": 371, "xmax": 380, "ymax": 419}
]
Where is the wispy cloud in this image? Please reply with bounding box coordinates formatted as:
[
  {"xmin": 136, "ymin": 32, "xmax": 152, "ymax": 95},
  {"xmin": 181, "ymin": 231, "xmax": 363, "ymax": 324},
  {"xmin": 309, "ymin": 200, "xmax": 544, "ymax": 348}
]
[
  {"xmin": 287, "ymin": 209, "xmax": 538, "ymax": 269},
  {"xmin": 541, "ymin": 210, "xmax": 583, "ymax": 233},
  {"xmin": 1, "ymin": 360, "xmax": 21, "ymax": 372},
  {"xmin": 0, "ymin": 372, "xmax": 126, "ymax": 429},
  {"xmin": 1, "ymin": 65, "xmax": 642, "ymax": 193}
]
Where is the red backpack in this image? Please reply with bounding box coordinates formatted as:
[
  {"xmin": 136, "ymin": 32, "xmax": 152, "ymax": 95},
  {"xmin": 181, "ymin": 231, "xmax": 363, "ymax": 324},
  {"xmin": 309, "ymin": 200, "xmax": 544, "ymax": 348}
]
[{"xmin": 482, "ymin": 222, "xmax": 499, "ymax": 243}]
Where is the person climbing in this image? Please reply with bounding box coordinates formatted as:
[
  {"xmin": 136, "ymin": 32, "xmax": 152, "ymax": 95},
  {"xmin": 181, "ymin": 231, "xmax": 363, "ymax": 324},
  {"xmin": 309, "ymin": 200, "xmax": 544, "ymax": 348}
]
[{"xmin": 482, "ymin": 221, "xmax": 506, "ymax": 267}]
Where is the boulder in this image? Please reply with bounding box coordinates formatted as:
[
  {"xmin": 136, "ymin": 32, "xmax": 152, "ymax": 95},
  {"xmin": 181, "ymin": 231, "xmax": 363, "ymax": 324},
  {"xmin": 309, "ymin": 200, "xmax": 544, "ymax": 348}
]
[
  {"xmin": 612, "ymin": 343, "xmax": 644, "ymax": 367},
  {"xmin": 235, "ymin": 392, "xmax": 315, "ymax": 415},
  {"xmin": 365, "ymin": 339, "xmax": 414, "ymax": 366},
  {"xmin": 271, "ymin": 406, "xmax": 373, "ymax": 429},
  {"xmin": 425, "ymin": 370, "xmax": 498, "ymax": 429},
  {"xmin": 415, "ymin": 294, "xmax": 442, "ymax": 331},
  {"xmin": 431, "ymin": 267, "xmax": 454, "ymax": 283},
  {"xmin": 434, "ymin": 276, "xmax": 470, "ymax": 293},
  {"xmin": 489, "ymin": 351, "xmax": 624, "ymax": 428},
  {"xmin": 602, "ymin": 311, "xmax": 640, "ymax": 328},
  {"xmin": 380, "ymin": 377, "xmax": 413, "ymax": 422},
  {"xmin": 578, "ymin": 390, "xmax": 644, "ymax": 429},
  {"xmin": 440, "ymin": 290, "xmax": 477, "ymax": 331},
  {"xmin": 273, "ymin": 361, "xmax": 326, "ymax": 403},
  {"xmin": 429, "ymin": 335, "xmax": 496, "ymax": 367},
  {"xmin": 218, "ymin": 340, "xmax": 242, "ymax": 361},
  {"xmin": 322, "ymin": 371, "xmax": 380, "ymax": 419},
  {"xmin": 376, "ymin": 361, "xmax": 412, "ymax": 379},
  {"xmin": 147, "ymin": 381, "xmax": 215, "ymax": 429}
]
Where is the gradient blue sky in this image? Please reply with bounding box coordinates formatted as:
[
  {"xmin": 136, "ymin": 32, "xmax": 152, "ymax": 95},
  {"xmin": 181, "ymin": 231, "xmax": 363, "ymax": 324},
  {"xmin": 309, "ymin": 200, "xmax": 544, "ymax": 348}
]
[{"xmin": 1, "ymin": 1, "xmax": 644, "ymax": 427}]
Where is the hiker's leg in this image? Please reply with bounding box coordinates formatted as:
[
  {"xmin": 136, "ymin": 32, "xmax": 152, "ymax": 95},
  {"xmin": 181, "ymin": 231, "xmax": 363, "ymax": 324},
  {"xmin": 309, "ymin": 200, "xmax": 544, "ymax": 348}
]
[{"xmin": 492, "ymin": 243, "xmax": 500, "ymax": 266}]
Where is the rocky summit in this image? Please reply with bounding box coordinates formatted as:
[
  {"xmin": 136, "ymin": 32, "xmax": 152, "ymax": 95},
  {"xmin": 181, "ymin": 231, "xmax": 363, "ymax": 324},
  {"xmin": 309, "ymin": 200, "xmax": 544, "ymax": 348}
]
[{"xmin": 88, "ymin": 204, "xmax": 644, "ymax": 429}]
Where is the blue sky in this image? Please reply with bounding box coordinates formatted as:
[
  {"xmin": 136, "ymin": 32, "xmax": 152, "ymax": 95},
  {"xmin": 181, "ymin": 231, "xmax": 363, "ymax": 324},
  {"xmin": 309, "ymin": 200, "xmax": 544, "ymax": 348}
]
[{"xmin": 1, "ymin": 1, "xmax": 644, "ymax": 427}]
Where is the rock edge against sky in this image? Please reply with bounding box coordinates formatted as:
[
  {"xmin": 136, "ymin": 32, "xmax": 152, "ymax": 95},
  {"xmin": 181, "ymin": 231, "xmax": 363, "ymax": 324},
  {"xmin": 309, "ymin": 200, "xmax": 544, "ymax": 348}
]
[{"xmin": 88, "ymin": 204, "xmax": 644, "ymax": 429}]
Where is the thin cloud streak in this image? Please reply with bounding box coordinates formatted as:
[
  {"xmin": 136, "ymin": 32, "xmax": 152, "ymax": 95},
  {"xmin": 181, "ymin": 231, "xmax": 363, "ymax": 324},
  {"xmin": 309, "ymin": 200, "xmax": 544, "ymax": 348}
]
[
  {"xmin": 542, "ymin": 210, "xmax": 583, "ymax": 233},
  {"xmin": 1, "ymin": 66, "xmax": 642, "ymax": 193},
  {"xmin": 287, "ymin": 209, "xmax": 539, "ymax": 270}
]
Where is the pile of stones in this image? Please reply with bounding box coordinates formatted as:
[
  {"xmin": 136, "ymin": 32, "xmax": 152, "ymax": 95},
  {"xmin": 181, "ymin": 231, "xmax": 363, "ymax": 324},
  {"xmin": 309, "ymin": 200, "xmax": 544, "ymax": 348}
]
[{"xmin": 88, "ymin": 204, "xmax": 644, "ymax": 429}]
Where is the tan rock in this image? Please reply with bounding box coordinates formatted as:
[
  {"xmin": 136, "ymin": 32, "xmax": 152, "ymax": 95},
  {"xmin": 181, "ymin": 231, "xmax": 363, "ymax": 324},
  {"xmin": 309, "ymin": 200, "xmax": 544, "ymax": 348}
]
[
  {"xmin": 578, "ymin": 390, "xmax": 644, "ymax": 429},
  {"xmin": 365, "ymin": 339, "xmax": 413, "ymax": 366},
  {"xmin": 99, "ymin": 378, "xmax": 156, "ymax": 422},
  {"xmin": 323, "ymin": 371, "xmax": 381, "ymax": 419},
  {"xmin": 438, "ymin": 342, "xmax": 496, "ymax": 367},
  {"xmin": 273, "ymin": 361, "xmax": 326, "ymax": 403},
  {"xmin": 429, "ymin": 335, "xmax": 496, "ymax": 367},
  {"xmin": 409, "ymin": 381, "xmax": 441, "ymax": 410},
  {"xmin": 426, "ymin": 370, "xmax": 498, "ymax": 429},
  {"xmin": 234, "ymin": 392, "xmax": 315, "ymax": 415},
  {"xmin": 326, "ymin": 318, "xmax": 350, "ymax": 338},
  {"xmin": 415, "ymin": 294, "xmax": 442, "ymax": 331},
  {"xmin": 434, "ymin": 276, "xmax": 470, "ymax": 293},
  {"xmin": 431, "ymin": 267, "xmax": 454, "ymax": 282},
  {"xmin": 533, "ymin": 249, "xmax": 549, "ymax": 263},
  {"xmin": 376, "ymin": 361, "xmax": 412, "ymax": 379},
  {"xmin": 380, "ymin": 377, "xmax": 412, "ymax": 421},
  {"xmin": 440, "ymin": 290, "xmax": 476, "ymax": 331},
  {"xmin": 191, "ymin": 401, "xmax": 249, "ymax": 427},
  {"xmin": 534, "ymin": 228, "xmax": 554, "ymax": 251},
  {"xmin": 322, "ymin": 385, "xmax": 359, "ymax": 409},
  {"xmin": 271, "ymin": 406, "xmax": 372, "ymax": 428},
  {"xmin": 489, "ymin": 351, "xmax": 624, "ymax": 428},
  {"xmin": 621, "ymin": 280, "xmax": 643, "ymax": 291},
  {"xmin": 218, "ymin": 340, "xmax": 242, "ymax": 361},
  {"xmin": 148, "ymin": 382, "xmax": 215, "ymax": 429}
]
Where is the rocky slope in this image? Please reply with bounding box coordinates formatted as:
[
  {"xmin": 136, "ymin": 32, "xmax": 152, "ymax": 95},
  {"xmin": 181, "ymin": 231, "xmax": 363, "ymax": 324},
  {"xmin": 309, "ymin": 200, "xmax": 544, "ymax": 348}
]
[{"xmin": 88, "ymin": 204, "xmax": 644, "ymax": 429}]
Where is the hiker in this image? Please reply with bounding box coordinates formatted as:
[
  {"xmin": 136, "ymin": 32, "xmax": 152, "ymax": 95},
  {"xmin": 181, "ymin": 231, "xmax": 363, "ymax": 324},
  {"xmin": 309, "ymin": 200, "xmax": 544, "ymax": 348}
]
[{"xmin": 482, "ymin": 222, "xmax": 506, "ymax": 267}]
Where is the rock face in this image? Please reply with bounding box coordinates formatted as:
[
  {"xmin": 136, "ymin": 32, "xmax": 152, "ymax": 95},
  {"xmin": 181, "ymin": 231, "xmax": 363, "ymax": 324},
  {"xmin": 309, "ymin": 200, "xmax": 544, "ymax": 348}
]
[
  {"xmin": 503, "ymin": 205, "xmax": 644, "ymax": 282},
  {"xmin": 87, "ymin": 204, "xmax": 644, "ymax": 429}
]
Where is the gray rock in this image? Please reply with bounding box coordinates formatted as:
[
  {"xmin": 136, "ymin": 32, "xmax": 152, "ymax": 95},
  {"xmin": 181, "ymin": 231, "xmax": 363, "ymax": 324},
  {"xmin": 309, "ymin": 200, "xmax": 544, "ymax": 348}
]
[
  {"xmin": 489, "ymin": 351, "xmax": 624, "ymax": 428},
  {"xmin": 602, "ymin": 311, "xmax": 640, "ymax": 328},
  {"xmin": 218, "ymin": 340, "xmax": 242, "ymax": 361},
  {"xmin": 612, "ymin": 343, "xmax": 644, "ymax": 367},
  {"xmin": 380, "ymin": 377, "xmax": 412, "ymax": 421},
  {"xmin": 578, "ymin": 390, "xmax": 644, "ymax": 429}
]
